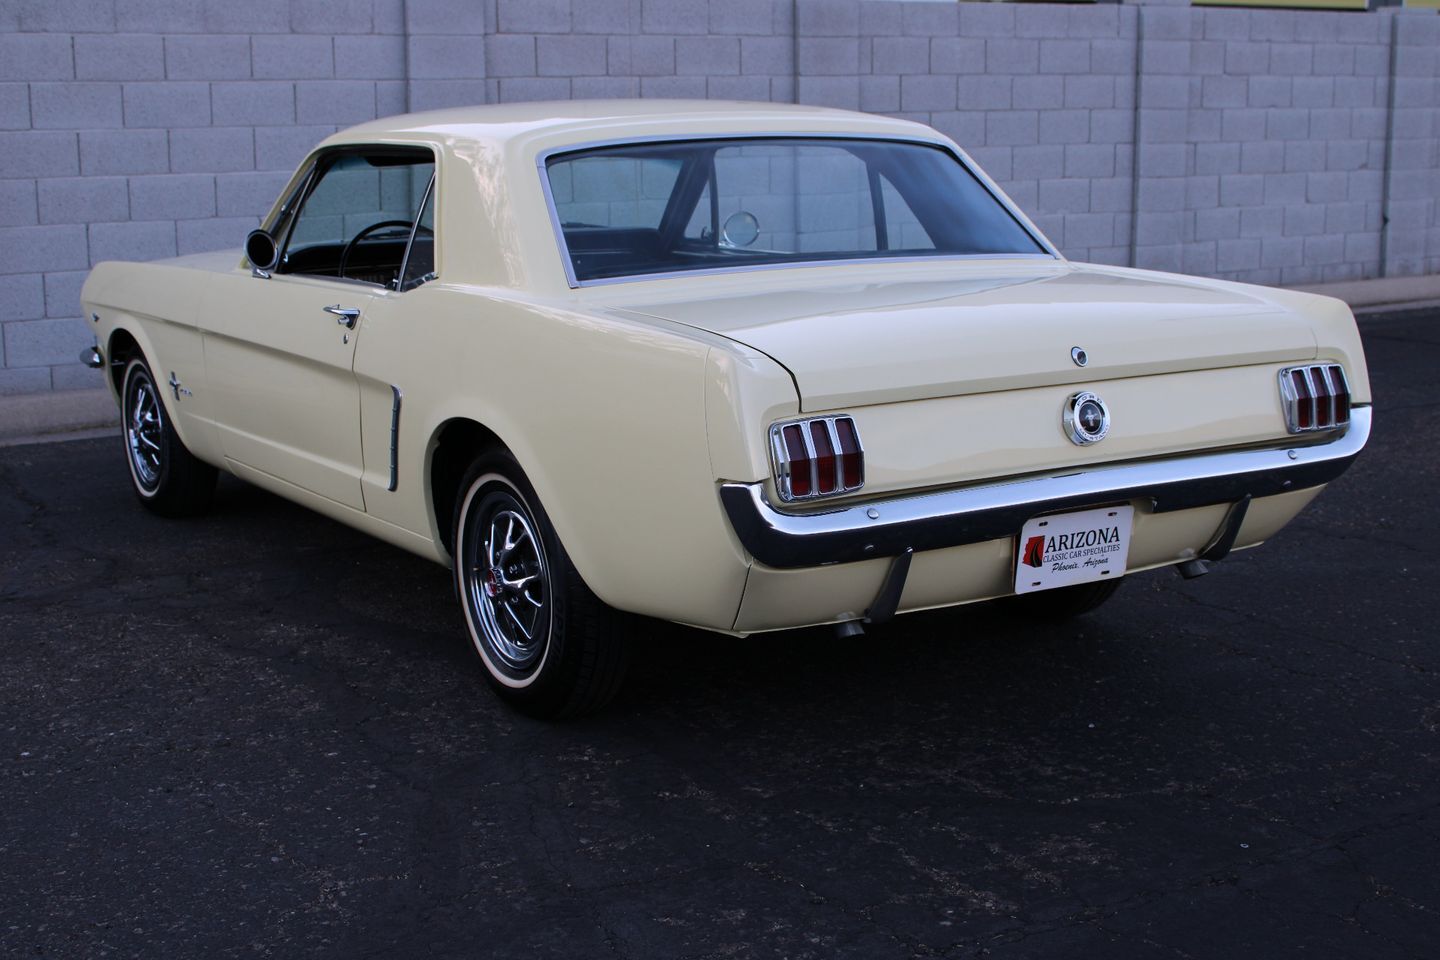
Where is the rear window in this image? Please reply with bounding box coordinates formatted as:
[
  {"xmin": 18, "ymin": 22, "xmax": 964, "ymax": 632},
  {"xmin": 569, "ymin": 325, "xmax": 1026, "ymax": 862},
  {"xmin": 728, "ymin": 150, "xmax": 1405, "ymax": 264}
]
[{"xmin": 543, "ymin": 138, "xmax": 1047, "ymax": 284}]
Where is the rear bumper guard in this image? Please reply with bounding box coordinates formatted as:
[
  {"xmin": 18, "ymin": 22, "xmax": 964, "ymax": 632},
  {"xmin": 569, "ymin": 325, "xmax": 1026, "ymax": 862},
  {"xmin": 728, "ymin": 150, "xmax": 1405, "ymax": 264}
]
[{"xmin": 720, "ymin": 407, "xmax": 1371, "ymax": 571}]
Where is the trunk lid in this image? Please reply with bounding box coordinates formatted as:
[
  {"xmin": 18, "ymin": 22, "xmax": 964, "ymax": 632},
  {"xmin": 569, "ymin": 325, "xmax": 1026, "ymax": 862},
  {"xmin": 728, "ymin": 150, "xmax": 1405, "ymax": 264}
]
[{"xmin": 613, "ymin": 262, "xmax": 1317, "ymax": 411}]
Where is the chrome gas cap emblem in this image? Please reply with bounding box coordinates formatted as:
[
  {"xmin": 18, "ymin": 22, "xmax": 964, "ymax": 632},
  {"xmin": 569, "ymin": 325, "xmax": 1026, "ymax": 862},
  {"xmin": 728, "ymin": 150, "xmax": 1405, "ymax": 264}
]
[
  {"xmin": 1070, "ymin": 346, "xmax": 1088, "ymax": 367},
  {"xmin": 1064, "ymin": 391, "xmax": 1110, "ymax": 445}
]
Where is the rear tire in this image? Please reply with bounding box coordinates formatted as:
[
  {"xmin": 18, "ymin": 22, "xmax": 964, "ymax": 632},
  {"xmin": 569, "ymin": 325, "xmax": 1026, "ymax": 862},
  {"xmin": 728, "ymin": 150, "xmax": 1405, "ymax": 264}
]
[
  {"xmin": 1009, "ymin": 578, "xmax": 1123, "ymax": 622},
  {"xmin": 120, "ymin": 356, "xmax": 217, "ymax": 517},
  {"xmin": 452, "ymin": 451, "xmax": 631, "ymax": 719}
]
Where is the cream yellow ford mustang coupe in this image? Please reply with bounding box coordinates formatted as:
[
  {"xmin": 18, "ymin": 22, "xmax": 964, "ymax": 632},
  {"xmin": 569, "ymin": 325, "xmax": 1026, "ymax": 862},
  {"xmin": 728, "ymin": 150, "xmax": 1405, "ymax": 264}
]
[{"xmin": 80, "ymin": 101, "xmax": 1370, "ymax": 717}]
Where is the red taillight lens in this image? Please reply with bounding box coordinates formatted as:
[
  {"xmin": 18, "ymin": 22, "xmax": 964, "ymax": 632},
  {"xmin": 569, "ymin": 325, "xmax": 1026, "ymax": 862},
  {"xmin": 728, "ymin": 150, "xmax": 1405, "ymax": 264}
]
[
  {"xmin": 781, "ymin": 423, "xmax": 811, "ymax": 498},
  {"xmin": 1280, "ymin": 364, "xmax": 1350, "ymax": 434},
  {"xmin": 808, "ymin": 420, "xmax": 837, "ymax": 494},
  {"xmin": 770, "ymin": 416, "xmax": 864, "ymax": 502},
  {"xmin": 834, "ymin": 416, "xmax": 863, "ymax": 489}
]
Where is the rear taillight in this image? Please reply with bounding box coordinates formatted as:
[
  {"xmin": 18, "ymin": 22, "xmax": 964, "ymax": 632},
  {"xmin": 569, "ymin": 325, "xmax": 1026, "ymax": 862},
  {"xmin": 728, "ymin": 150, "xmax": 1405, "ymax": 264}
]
[
  {"xmin": 1279, "ymin": 364, "xmax": 1350, "ymax": 434},
  {"xmin": 770, "ymin": 415, "xmax": 864, "ymax": 502}
]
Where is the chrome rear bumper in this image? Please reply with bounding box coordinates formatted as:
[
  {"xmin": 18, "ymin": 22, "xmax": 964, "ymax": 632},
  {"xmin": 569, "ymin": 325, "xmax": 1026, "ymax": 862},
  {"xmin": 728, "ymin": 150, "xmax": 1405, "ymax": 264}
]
[{"xmin": 720, "ymin": 407, "xmax": 1371, "ymax": 570}]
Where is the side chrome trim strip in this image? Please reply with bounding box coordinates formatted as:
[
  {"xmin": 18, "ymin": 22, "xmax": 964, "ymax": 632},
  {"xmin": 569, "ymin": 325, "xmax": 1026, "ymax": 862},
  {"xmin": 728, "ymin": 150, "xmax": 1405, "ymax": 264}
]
[
  {"xmin": 387, "ymin": 385, "xmax": 402, "ymax": 493},
  {"xmin": 720, "ymin": 407, "xmax": 1371, "ymax": 569}
]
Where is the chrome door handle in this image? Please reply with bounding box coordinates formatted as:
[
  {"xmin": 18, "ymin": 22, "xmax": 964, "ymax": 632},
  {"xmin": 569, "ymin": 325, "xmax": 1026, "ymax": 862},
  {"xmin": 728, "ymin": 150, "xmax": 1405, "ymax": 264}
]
[{"xmin": 324, "ymin": 304, "xmax": 361, "ymax": 329}]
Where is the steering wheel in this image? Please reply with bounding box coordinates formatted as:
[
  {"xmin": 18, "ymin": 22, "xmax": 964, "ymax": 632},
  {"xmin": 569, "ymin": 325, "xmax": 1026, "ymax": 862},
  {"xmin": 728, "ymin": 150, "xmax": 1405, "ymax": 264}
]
[{"xmin": 338, "ymin": 220, "xmax": 433, "ymax": 280}]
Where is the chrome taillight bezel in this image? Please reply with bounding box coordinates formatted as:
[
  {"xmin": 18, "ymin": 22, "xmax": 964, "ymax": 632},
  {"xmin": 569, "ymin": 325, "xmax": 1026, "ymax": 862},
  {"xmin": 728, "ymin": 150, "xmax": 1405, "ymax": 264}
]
[
  {"xmin": 1278, "ymin": 363, "xmax": 1351, "ymax": 434},
  {"xmin": 769, "ymin": 415, "xmax": 865, "ymax": 503}
]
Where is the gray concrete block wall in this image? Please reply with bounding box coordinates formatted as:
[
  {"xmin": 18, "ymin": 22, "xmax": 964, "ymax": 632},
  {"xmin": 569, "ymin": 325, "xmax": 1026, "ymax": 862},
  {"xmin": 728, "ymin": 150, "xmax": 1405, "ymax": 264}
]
[{"xmin": 1, "ymin": 0, "xmax": 1437, "ymax": 399}]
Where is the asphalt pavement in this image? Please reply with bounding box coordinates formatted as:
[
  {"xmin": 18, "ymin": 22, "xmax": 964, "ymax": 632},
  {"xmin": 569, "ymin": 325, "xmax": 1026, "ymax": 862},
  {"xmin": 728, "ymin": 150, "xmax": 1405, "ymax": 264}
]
[{"xmin": 2, "ymin": 308, "xmax": 1437, "ymax": 959}]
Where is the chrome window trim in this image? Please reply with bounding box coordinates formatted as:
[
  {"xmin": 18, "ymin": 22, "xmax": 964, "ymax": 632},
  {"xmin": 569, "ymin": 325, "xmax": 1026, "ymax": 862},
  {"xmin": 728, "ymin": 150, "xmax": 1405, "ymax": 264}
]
[
  {"xmin": 535, "ymin": 133, "xmax": 1061, "ymax": 290},
  {"xmin": 395, "ymin": 171, "xmax": 437, "ymax": 292},
  {"xmin": 724, "ymin": 407, "xmax": 1372, "ymax": 570}
]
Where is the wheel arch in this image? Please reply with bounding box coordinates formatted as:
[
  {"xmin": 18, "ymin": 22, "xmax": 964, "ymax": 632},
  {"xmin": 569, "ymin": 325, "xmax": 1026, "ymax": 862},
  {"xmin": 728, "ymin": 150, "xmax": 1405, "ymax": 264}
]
[{"xmin": 427, "ymin": 416, "xmax": 508, "ymax": 558}]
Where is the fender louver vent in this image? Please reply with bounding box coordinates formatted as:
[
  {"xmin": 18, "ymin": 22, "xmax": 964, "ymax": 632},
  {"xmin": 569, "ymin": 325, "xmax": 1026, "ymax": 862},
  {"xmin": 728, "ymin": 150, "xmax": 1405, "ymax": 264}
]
[
  {"xmin": 770, "ymin": 416, "xmax": 864, "ymax": 502},
  {"xmin": 1279, "ymin": 364, "xmax": 1350, "ymax": 434}
]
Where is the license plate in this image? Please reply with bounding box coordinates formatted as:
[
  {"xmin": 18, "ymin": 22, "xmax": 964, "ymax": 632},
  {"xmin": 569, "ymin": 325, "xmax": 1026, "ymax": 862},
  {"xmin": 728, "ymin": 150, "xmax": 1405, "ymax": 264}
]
[{"xmin": 1014, "ymin": 505, "xmax": 1134, "ymax": 595}]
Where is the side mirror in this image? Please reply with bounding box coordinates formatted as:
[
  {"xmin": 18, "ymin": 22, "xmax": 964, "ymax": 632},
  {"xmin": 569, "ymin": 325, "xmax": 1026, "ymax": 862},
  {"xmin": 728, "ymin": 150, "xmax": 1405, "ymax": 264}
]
[{"xmin": 245, "ymin": 229, "xmax": 279, "ymax": 275}]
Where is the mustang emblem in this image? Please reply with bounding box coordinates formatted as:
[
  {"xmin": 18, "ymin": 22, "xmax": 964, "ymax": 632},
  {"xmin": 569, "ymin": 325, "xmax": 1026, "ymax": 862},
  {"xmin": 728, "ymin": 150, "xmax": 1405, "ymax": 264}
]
[
  {"xmin": 167, "ymin": 372, "xmax": 192, "ymax": 401},
  {"xmin": 1064, "ymin": 391, "xmax": 1110, "ymax": 446}
]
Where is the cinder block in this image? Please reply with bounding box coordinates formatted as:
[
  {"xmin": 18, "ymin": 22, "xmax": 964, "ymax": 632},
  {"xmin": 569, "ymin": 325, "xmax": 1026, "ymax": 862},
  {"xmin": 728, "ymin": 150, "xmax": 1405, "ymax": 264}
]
[
  {"xmin": 43, "ymin": 271, "xmax": 88, "ymax": 319},
  {"xmin": 1220, "ymin": 108, "xmax": 1266, "ymax": 142},
  {"xmin": 1265, "ymin": 109, "xmax": 1308, "ymax": 141},
  {"xmin": 958, "ymin": 75, "xmax": 1010, "ymax": 112},
  {"xmin": 494, "ymin": 77, "xmax": 570, "ymax": 102},
  {"xmin": 408, "ymin": 79, "xmax": 489, "ymax": 111},
  {"xmin": 1201, "ymin": 75, "xmax": 1246, "ymax": 109},
  {"xmin": 1303, "ymin": 234, "xmax": 1345, "ymax": 266},
  {"xmin": 39, "ymin": 177, "xmax": 130, "ymax": 225},
  {"xmin": 899, "ymin": 74, "xmax": 955, "ymax": 113},
  {"xmin": 170, "ymin": 127, "xmax": 255, "ymax": 174},
  {"xmin": 123, "ymin": 83, "xmax": 212, "ymax": 128},
  {"xmin": 0, "ymin": 366, "xmax": 55, "ymax": 396},
  {"xmin": 1141, "ymin": 7, "xmax": 1197, "ymax": 42},
  {"xmin": 1140, "ymin": 40, "xmax": 1191, "ymax": 77},
  {"xmin": 641, "ymin": 0, "xmax": 708, "ymax": 35},
  {"xmin": 1039, "ymin": 39, "xmax": 1089, "ymax": 75},
  {"xmin": 255, "ymin": 124, "xmax": 334, "ymax": 170},
  {"xmin": 958, "ymin": 3, "xmax": 1014, "ymax": 39},
  {"xmin": 985, "ymin": 39, "xmax": 1038, "ymax": 77},
  {"xmin": 1324, "ymin": 202, "xmax": 1366, "ymax": 235},
  {"xmin": 30, "ymin": 83, "xmax": 124, "ymax": 130},
  {"xmin": 1038, "ymin": 109, "xmax": 1088, "ymax": 145},
  {"xmin": 486, "ymin": 35, "xmax": 536, "ymax": 77},
  {"xmin": 903, "ymin": 0, "xmax": 957, "ymax": 37},
  {"xmin": 566, "ymin": 76, "xmax": 634, "ymax": 99},
  {"xmin": 857, "ymin": 75, "xmax": 898, "ymax": 113},
  {"xmin": 1064, "ymin": 212, "xmax": 1118, "ymax": 251},
  {"xmin": 497, "ymin": 0, "xmax": 571, "ymax": 33},
  {"xmin": 290, "ymin": 0, "xmax": 374, "ymax": 33},
  {"xmin": 1215, "ymin": 236, "xmax": 1261, "ymax": 273},
  {"xmin": 0, "ymin": 224, "xmax": 90, "ymax": 274},
  {"xmin": 215, "ymin": 171, "xmax": 290, "ymax": 217},
  {"xmin": 1186, "ymin": 175, "xmax": 1219, "ymax": 210},
  {"xmin": 639, "ymin": 76, "xmax": 707, "ymax": 99},
  {"xmin": 1011, "ymin": 144, "xmax": 1062, "ymax": 180},
  {"xmin": 1190, "ymin": 40, "xmax": 1225, "ymax": 77},
  {"xmin": 0, "ymin": 83, "xmax": 28, "ymax": 130},
  {"xmin": 1195, "ymin": 207, "xmax": 1240, "ymax": 242},
  {"xmin": 571, "ymin": 0, "xmax": 637, "ymax": 34},
  {"xmin": 1038, "ymin": 178, "xmax": 1089, "ymax": 214},
  {"xmin": 165, "ymin": 35, "xmax": 252, "ymax": 80},
  {"xmin": 536, "ymin": 35, "xmax": 610, "ymax": 78},
  {"xmin": 1306, "ymin": 170, "xmax": 1348, "ymax": 204},
  {"xmin": 1262, "ymin": 236, "xmax": 1303, "ymax": 270},
  {"xmin": 0, "ymin": 35, "xmax": 74, "ymax": 82},
  {"xmin": 409, "ymin": 36, "xmax": 486, "ymax": 80},
  {"xmin": 335, "ymin": 36, "xmax": 406, "ymax": 80},
  {"xmin": 253, "ymin": 36, "xmax": 334, "ymax": 80},
  {"xmin": 0, "ymin": 181, "xmax": 37, "ymax": 227},
  {"xmin": 675, "ymin": 37, "xmax": 741, "ymax": 77},
  {"xmin": 1013, "ymin": 5, "xmax": 1071, "ymax": 41},
  {"xmin": 1135, "ymin": 211, "xmax": 1185, "ymax": 247},
  {"xmin": 76, "ymin": 35, "xmax": 166, "ymax": 81},
  {"xmin": 1281, "ymin": 204, "xmax": 1324, "ymax": 242},
  {"xmin": 1010, "ymin": 76, "xmax": 1051, "ymax": 111},
  {"xmin": 211, "ymin": 81, "xmax": 295, "ymax": 126},
  {"xmin": 79, "ymin": 129, "xmax": 167, "ymax": 176},
  {"xmin": 204, "ymin": 0, "xmax": 290, "ymax": 34},
  {"xmin": 1283, "ymin": 140, "xmax": 1325, "ymax": 174},
  {"xmin": 0, "ymin": 274, "xmax": 45, "ymax": 322},
  {"xmin": 1088, "ymin": 109, "xmax": 1132, "ymax": 146},
  {"xmin": 1065, "ymin": 143, "xmax": 1115, "ymax": 179},
  {"xmin": 965, "ymin": 145, "xmax": 1012, "ymax": 182},
  {"xmin": 1138, "ymin": 177, "xmax": 1187, "ymax": 213},
  {"xmin": 741, "ymin": 37, "xmax": 789, "ymax": 77},
  {"xmin": 89, "ymin": 220, "xmax": 177, "ymax": 264},
  {"xmin": 1219, "ymin": 173, "xmax": 1264, "ymax": 207},
  {"xmin": 872, "ymin": 37, "xmax": 928, "ymax": 76},
  {"xmin": 178, "ymin": 216, "xmax": 258, "ymax": 255},
  {"xmin": 1065, "ymin": 76, "xmax": 1114, "ymax": 110},
  {"xmin": 1240, "ymin": 206, "xmax": 1283, "ymax": 238},
  {"xmin": 296, "ymin": 81, "xmax": 378, "ymax": 124},
  {"xmin": 130, "ymin": 173, "xmax": 217, "ymax": 220},
  {"xmin": 50, "ymin": 364, "xmax": 105, "ymax": 391},
  {"xmin": 706, "ymin": 76, "xmax": 769, "ymax": 101},
  {"xmin": 409, "ymin": 0, "xmax": 489, "ymax": 34},
  {"xmin": 1089, "ymin": 177, "xmax": 1130, "ymax": 214},
  {"xmin": 798, "ymin": 38, "xmax": 860, "ymax": 76},
  {"xmin": 1089, "ymin": 39, "xmax": 1135, "ymax": 77},
  {"xmin": 798, "ymin": 0, "xmax": 859, "ymax": 37},
  {"xmin": 1195, "ymin": 142, "xmax": 1240, "ymax": 176},
  {"xmin": 117, "ymin": 0, "xmax": 208, "ymax": 33},
  {"xmin": 1248, "ymin": 76, "xmax": 1291, "ymax": 108},
  {"xmin": 1240, "ymin": 140, "xmax": 1285, "ymax": 174},
  {"xmin": 796, "ymin": 76, "xmax": 859, "ymax": 110},
  {"xmin": 3, "ymin": 318, "xmax": 92, "ymax": 369}
]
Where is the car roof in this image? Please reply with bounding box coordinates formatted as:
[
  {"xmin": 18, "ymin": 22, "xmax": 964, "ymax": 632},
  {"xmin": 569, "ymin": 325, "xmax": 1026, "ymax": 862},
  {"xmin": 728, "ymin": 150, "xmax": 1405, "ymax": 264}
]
[{"xmin": 322, "ymin": 99, "xmax": 939, "ymax": 152}]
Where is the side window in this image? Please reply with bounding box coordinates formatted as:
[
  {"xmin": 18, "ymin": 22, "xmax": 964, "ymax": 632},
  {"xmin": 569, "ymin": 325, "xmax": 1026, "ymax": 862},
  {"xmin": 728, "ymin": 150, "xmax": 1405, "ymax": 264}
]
[
  {"xmin": 399, "ymin": 177, "xmax": 436, "ymax": 291},
  {"xmin": 878, "ymin": 176, "xmax": 936, "ymax": 252},
  {"xmin": 279, "ymin": 149, "xmax": 434, "ymax": 287}
]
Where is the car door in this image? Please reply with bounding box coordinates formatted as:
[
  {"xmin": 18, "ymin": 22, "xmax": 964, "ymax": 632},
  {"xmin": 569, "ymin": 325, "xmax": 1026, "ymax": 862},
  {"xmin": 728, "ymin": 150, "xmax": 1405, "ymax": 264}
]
[{"xmin": 201, "ymin": 147, "xmax": 435, "ymax": 511}]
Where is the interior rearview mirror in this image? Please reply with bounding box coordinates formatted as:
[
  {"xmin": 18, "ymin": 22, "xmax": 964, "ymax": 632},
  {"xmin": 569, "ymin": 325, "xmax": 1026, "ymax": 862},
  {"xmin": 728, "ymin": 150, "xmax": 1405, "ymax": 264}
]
[{"xmin": 245, "ymin": 229, "xmax": 279, "ymax": 274}]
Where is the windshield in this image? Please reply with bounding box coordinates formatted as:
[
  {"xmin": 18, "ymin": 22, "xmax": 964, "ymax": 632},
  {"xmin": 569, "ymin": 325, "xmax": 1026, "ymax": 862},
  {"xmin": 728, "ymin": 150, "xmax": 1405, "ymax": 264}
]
[{"xmin": 543, "ymin": 138, "xmax": 1047, "ymax": 284}]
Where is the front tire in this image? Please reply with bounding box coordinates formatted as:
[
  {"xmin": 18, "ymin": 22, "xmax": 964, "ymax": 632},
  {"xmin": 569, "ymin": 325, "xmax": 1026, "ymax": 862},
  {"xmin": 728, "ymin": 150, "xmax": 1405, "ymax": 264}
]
[
  {"xmin": 452, "ymin": 452, "xmax": 630, "ymax": 719},
  {"xmin": 120, "ymin": 356, "xmax": 217, "ymax": 517}
]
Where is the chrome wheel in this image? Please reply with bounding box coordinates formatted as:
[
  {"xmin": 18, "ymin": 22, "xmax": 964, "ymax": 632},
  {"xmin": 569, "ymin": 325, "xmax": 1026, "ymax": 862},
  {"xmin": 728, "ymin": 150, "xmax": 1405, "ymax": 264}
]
[
  {"xmin": 125, "ymin": 366, "xmax": 164, "ymax": 493},
  {"xmin": 460, "ymin": 481, "xmax": 553, "ymax": 683}
]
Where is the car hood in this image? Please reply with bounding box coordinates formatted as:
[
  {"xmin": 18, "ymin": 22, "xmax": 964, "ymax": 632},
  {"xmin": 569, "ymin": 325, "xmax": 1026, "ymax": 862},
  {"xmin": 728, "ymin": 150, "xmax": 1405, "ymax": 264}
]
[{"xmin": 610, "ymin": 261, "xmax": 1318, "ymax": 411}]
